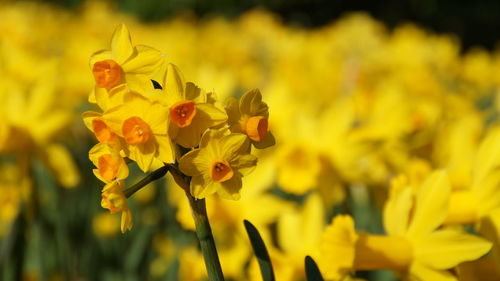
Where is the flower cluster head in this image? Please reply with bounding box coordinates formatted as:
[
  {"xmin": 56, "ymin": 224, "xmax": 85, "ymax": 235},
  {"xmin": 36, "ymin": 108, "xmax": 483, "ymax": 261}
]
[{"xmin": 83, "ymin": 24, "xmax": 273, "ymax": 232}]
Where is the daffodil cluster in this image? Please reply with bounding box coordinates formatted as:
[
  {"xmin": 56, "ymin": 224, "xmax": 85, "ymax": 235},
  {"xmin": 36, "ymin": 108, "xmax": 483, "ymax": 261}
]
[
  {"xmin": 4, "ymin": 1, "xmax": 500, "ymax": 280},
  {"xmin": 83, "ymin": 24, "xmax": 273, "ymax": 233}
]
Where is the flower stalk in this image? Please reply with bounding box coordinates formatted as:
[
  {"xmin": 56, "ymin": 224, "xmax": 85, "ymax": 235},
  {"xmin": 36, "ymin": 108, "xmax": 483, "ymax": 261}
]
[
  {"xmin": 187, "ymin": 194, "xmax": 225, "ymax": 281},
  {"xmin": 170, "ymin": 164, "xmax": 225, "ymax": 281}
]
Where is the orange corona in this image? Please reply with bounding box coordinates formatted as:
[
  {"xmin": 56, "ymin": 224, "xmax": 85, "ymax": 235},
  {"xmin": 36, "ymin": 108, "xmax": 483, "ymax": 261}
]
[
  {"xmin": 170, "ymin": 100, "xmax": 197, "ymax": 128},
  {"xmin": 210, "ymin": 160, "xmax": 234, "ymax": 182},
  {"xmin": 245, "ymin": 116, "xmax": 268, "ymax": 142},
  {"xmin": 92, "ymin": 60, "xmax": 123, "ymax": 89},
  {"xmin": 122, "ymin": 116, "xmax": 152, "ymax": 144}
]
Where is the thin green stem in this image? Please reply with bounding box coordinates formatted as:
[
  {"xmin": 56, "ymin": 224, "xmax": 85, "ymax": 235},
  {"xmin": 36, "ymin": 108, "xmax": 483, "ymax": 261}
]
[
  {"xmin": 123, "ymin": 165, "xmax": 169, "ymax": 198},
  {"xmin": 186, "ymin": 192, "xmax": 225, "ymax": 281},
  {"xmin": 168, "ymin": 164, "xmax": 225, "ymax": 281}
]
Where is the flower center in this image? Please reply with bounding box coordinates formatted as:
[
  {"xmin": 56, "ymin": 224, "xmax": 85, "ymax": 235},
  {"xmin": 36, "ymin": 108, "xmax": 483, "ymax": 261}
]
[
  {"xmin": 92, "ymin": 119, "xmax": 117, "ymax": 143},
  {"xmin": 92, "ymin": 60, "xmax": 123, "ymax": 89},
  {"xmin": 210, "ymin": 160, "xmax": 234, "ymax": 182},
  {"xmin": 170, "ymin": 100, "xmax": 197, "ymax": 128},
  {"xmin": 122, "ymin": 116, "xmax": 152, "ymax": 144},
  {"xmin": 354, "ymin": 234, "xmax": 413, "ymax": 271},
  {"xmin": 245, "ymin": 116, "xmax": 268, "ymax": 142},
  {"xmin": 444, "ymin": 190, "xmax": 479, "ymax": 225},
  {"xmin": 98, "ymin": 154, "xmax": 120, "ymax": 182}
]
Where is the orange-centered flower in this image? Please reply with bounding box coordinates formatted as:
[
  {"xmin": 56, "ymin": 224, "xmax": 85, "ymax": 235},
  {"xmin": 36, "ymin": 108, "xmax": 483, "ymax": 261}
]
[
  {"xmin": 92, "ymin": 118, "xmax": 118, "ymax": 143},
  {"xmin": 170, "ymin": 100, "xmax": 197, "ymax": 128},
  {"xmin": 245, "ymin": 116, "xmax": 268, "ymax": 142},
  {"xmin": 98, "ymin": 154, "xmax": 121, "ymax": 182},
  {"xmin": 122, "ymin": 116, "xmax": 152, "ymax": 144},
  {"xmin": 92, "ymin": 59, "xmax": 123, "ymax": 89},
  {"xmin": 210, "ymin": 160, "xmax": 234, "ymax": 182}
]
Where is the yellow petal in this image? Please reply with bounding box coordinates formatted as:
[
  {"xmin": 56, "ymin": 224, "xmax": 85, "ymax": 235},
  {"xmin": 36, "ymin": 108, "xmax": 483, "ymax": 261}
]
[
  {"xmin": 319, "ymin": 215, "xmax": 358, "ymax": 281},
  {"xmin": 239, "ymin": 88, "xmax": 268, "ymax": 117},
  {"xmin": 218, "ymin": 175, "xmax": 243, "ymax": 200},
  {"xmin": 199, "ymin": 128, "xmax": 230, "ymax": 148},
  {"xmin": 407, "ymin": 171, "xmax": 450, "ymax": 239},
  {"xmin": 253, "ymin": 130, "xmax": 276, "ymax": 149},
  {"xmin": 184, "ymin": 82, "xmax": 202, "ymax": 101},
  {"xmin": 123, "ymin": 73, "xmax": 154, "ymax": 93},
  {"xmin": 196, "ymin": 103, "xmax": 228, "ymax": 128},
  {"xmin": 163, "ymin": 63, "xmax": 185, "ymax": 103},
  {"xmin": 472, "ymin": 128, "xmax": 500, "ymax": 189},
  {"xmin": 277, "ymin": 209, "xmax": 301, "ymax": 253},
  {"xmin": 155, "ymin": 135, "xmax": 175, "ymax": 164},
  {"xmin": 415, "ymin": 229, "xmax": 492, "ymax": 269},
  {"xmin": 121, "ymin": 209, "xmax": 133, "ymax": 233},
  {"xmin": 383, "ymin": 185, "xmax": 413, "ymax": 236},
  {"xmin": 302, "ymin": 193, "xmax": 325, "ymax": 248},
  {"xmin": 220, "ymin": 134, "xmax": 250, "ymax": 160},
  {"xmin": 178, "ymin": 149, "xmax": 210, "ymax": 176},
  {"xmin": 174, "ymin": 124, "xmax": 204, "ymax": 148},
  {"xmin": 111, "ymin": 23, "xmax": 134, "ymax": 64},
  {"xmin": 82, "ymin": 111, "xmax": 101, "ymax": 131},
  {"xmin": 409, "ymin": 262, "xmax": 456, "ymax": 281},
  {"xmin": 190, "ymin": 175, "xmax": 217, "ymax": 199},
  {"xmin": 230, "ymin": 154, "xmax": 257, "ymax": 176},
  {"xmin": 121, "ymin": 45, "xmax": 164, "ymax": 74},
  {"xmin": 225, "ymin": 97, "xmax": 241, "ymax": 125},
  {"xmin": 479, "ymin": 210, "xmax": 500, "ymax": 270},
  {"xmin": 129, "ymin": 141, "xmax": 156, "ymax": 172}
]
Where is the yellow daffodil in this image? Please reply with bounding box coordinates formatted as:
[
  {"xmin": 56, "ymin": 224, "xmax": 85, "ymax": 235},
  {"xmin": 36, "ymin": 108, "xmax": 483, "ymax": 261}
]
[
  {"xmin": 103, "ymin": 91, "xmax": 175, "ymax": 172},
  {"xmin": 160, "ymin": 63, "xmax": 227, "ymax": 148},
  {"xmin": 178, "ymin": 129, "xmax": 257, "ymax": 200},
  {"xmin": 319, "ymin": 171, "xmax": 492, "ymax": 281},
  {"xmin": 89, "ymin": 143, "xmax": 129, "ymax": 182},
  {"xmin": 101, "ymin": 180, "xmax": 132, "ymax": 233},
  {"xmin": 225, "ymin": 88, "xmax": 275, "ymax": 149},
  {"xmin": 89, "ymin": 23, "xmax": 165, "ymax": 100}
]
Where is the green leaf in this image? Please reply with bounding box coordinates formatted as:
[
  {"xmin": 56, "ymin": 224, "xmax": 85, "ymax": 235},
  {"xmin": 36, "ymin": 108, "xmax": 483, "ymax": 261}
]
[
  {"xmin": 243, "ymin": 220, "xmax": 275, "ymax": 281},
  {"xmin": 305, "ymin": 256, "xmax": 324, "ymax": 281}
]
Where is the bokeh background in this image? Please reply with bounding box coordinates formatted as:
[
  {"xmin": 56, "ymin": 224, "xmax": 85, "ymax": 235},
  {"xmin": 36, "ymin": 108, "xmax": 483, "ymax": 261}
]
[{"xmin": 1, "ymin": 0, "xmax": 500, "ymax": 281}]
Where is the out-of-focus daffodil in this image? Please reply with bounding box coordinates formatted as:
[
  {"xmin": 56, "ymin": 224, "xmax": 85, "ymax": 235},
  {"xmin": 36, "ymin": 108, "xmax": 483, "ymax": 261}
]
[
  {"xmin": 319, "ymin": 171, "xmax": 492, "ymax": 281},
  {"xmin": 101, "ymin": 180, "xmax": 132, "ymax": 233}
]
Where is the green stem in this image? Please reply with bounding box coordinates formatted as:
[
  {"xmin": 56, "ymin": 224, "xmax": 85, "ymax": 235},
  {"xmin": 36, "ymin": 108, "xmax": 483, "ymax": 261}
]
[
  {"xmin": 185, "ymin": 192, "xmax": 225, "ymax": 281},
  {"xmin": 168, "ymin": 164, "xmax": 225, "ymax": 280},
  {"xmin": 123, "ymin": 165, "xmax": 169, "ymax": 198}
]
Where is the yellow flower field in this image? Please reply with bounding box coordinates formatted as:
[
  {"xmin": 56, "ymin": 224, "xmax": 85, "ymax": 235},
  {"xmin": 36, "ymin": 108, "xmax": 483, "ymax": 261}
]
[{"xmin": 1, "ymin": 1, "xmax": 500, "ymax": 281}]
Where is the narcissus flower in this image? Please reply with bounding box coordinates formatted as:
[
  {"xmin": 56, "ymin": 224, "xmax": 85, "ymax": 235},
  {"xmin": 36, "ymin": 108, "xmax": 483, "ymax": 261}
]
[
  {"xmin": 89, "ymin": 143, "xmax": 129, "ymax": 182},
  {"xmin": 319, "ymin": 171, "xmax": 492, "ymax": 281},
  {"xmin": 89, "ymin": 23, "xmax": 165, "ymax": 100},
  {"xmin": 225, "ymin": 88, "xmax": 275, "ymax": 149},
  {"xmin": 178, "ymin": 129, "xmax": 257, "ymax": 200},
  {"xmin": 103, "ymin": 91, "xmax": 175, "ymax": 172},
  {"xmin": 101, "ymin": 180, "xmax": 132, "ymax": 233},
  {"xmin": 160, "ymin": 64, "xmax": 228, "ymax": 148}
]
